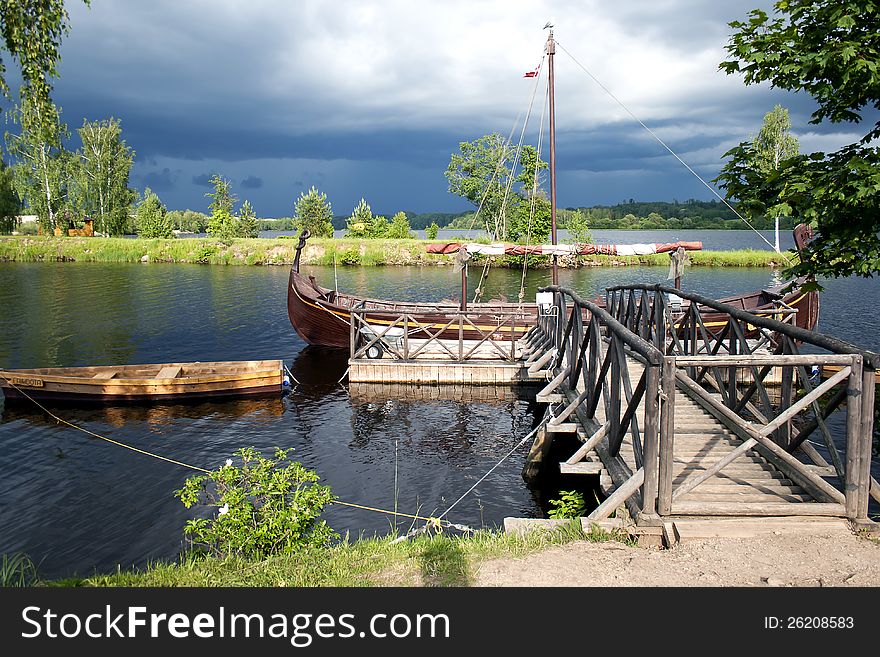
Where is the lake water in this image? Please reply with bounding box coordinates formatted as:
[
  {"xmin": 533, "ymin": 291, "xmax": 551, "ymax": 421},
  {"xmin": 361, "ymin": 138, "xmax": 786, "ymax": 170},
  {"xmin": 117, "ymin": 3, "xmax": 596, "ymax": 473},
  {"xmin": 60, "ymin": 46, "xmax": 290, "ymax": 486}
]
[{"xmin": 0, "ymin": 258, "xmax": 876, "ymax": 578}]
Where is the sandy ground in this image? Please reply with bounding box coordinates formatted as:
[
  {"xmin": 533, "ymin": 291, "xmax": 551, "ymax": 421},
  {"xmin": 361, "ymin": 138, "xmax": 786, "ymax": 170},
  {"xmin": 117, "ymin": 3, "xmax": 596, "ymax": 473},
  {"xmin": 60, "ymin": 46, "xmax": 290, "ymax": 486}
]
[{"xmin": 475, "ymin": 531, "xmax": 880, "ymax": 587}]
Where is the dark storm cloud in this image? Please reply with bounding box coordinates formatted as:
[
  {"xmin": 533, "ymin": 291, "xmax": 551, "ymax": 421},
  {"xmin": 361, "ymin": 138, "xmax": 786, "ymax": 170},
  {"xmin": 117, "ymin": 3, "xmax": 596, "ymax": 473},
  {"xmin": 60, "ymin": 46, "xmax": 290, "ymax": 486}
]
[
  {"xmin": 47, "ymin": 0, "xmax": 854, "ymax": 214},
  {"xmin": 192, "ymin": 173, "xmax": 214, "ymax": 188},
  {"xmin": 140, "ymin": 168, "xmax": 176, "ymax": 192}
]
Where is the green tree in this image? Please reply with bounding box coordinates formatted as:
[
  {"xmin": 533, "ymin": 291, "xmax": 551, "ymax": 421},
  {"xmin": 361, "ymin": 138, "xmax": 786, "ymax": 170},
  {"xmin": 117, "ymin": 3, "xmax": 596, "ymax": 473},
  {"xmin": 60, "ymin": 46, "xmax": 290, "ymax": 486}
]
[
  {"xmin": 716, "ymin": 1, "xmax": 880, "ymax": 281},
  {"xmin": 5, "ymin": 95, "xmax": 70, "ymax": 233},
  {"xmin": 176, "ymin": 447, "xmax": 336, "ymax": 559},
  {"xmin": 387, "ymin": 211, "xmax": 412, "ymax": 239},
  {"xmin": 293, "ymin": 186, "xmax": 334, "ymax": 237},
  {"xmin": 562, "ymin": 209, "xmax": 592, "ymax": 244},
  {"xmin": 74, "ymin": 117, "xmax": 135, "ymax": 236},
  {"xmin": 425, "ymin": 221, "xmax": 440, "ymax": 239},
  {"xmin": 205, "ymin": 174, "xmax": 237, "ymax": 239},
  {"xmin": 445, "ymin": 134, "xmax": 549, "ymax": 241},
  {"xmin": 238, "ymin": 199, "xmax": 258, "ymax": 238},
  {"xmin": 751, "ymin": 105, "xmax": 800, "ymax": 252},
  {"xmin": 0, "ymin": 1, "xmax": 89, "ymax": 136},
  {"xmin": 0, "ymin": 158, "xmax": 21, "ymax": 233},
  {"xmin": 445, "ymin": 133, "xmax": 514, "ymax": 239},
  {"xmin": 135, "ymin": 187, "xmax": 171, "ymax": 238},
  {"xmin": 345, "ymin": 198, "xmax": 383, "ymax": 237}
]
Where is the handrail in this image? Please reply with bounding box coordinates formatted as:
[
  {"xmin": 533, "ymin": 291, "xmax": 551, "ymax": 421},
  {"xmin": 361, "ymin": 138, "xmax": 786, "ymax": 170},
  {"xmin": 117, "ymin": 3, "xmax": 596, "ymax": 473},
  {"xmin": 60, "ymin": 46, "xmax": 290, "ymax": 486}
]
[
  {"xmin": 606, "ymin": 283, "xmax": 880, "ymax": 369},
  {"xmin": 349, "ymin": 306, "xmax": 526, "ymax": 363},
  {"xmin": 539, "ymin": 285, "xmax": 663, "ymax": 365}
]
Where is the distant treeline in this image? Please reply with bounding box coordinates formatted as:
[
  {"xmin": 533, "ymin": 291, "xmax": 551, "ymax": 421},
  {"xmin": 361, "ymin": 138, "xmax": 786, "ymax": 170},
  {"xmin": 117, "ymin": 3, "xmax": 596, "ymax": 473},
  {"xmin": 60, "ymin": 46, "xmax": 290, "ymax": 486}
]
[
  {"xmin": 443, "ymin": 200, "xmax": 791, "ymax": 232},
  {"xmin": 146, "ymin": 200, "xmax": 787, "ymax": 236}
]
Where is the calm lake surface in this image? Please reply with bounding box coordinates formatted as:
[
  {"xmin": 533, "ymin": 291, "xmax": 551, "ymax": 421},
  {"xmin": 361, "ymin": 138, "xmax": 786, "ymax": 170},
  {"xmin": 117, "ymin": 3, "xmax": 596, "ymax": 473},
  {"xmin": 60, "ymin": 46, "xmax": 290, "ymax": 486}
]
[{"xmin": 0, "ymin": 256, "xmax": 877, "ymax": 578}]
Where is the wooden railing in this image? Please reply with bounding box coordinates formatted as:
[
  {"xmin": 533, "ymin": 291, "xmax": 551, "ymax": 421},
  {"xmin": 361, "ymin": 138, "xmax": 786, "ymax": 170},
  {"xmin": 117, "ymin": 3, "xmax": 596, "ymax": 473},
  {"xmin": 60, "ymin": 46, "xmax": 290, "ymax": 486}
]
[
  {"xmin": 530, "ymin": 284, "xmax": 878, "ymax": 523},
  {"xmin": 350, "ymin": 307, "xmax": 526, "ymax": 363}
]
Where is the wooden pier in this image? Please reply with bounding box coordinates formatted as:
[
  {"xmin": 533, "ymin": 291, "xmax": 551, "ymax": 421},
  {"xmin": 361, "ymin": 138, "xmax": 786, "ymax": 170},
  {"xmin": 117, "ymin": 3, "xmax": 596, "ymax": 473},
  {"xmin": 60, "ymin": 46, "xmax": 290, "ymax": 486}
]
[
  {"xmin": 342, "ymin": 281, "xmax": 878, "ymax": 538},
  {"xmin": 520, "ymin": 283, "xmax": 879, "ymax": 537}
]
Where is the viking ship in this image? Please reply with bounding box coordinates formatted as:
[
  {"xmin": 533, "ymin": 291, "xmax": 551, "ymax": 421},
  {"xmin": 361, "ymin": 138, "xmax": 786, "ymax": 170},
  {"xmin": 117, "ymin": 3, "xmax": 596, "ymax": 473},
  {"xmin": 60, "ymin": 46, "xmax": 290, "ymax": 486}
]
[{"xmin": 286, "ymin": 27, "xmax": 818, "ymax": 349}]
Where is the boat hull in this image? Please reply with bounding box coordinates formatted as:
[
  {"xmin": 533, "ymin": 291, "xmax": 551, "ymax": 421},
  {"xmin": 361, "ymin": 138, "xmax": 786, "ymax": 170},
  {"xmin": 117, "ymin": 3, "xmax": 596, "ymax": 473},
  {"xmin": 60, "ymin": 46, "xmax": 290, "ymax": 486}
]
[
  {"xmin": 0, "ymin": 360, "xmax": 284, "ymax": 404},
  {"xmin": 287, "ymin": 268, "xmax": 535, "ymax": 349}
]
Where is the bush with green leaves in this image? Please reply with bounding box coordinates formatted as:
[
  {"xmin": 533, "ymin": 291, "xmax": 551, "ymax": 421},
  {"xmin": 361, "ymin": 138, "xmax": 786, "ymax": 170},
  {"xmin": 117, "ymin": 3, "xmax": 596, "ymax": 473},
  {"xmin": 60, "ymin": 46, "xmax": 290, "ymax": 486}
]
[
  {"xmin": 425, "ymin": 221, "xmax": 440, "ymax": 240},
  {"xmin": 387, "ymin": 211, "xmax": 413, "ymax": 239},
  {"xmin": 293, "ymin": 186, "xmax": 334, "ymax": 238},
  {"xmin": 238, "ymin": 200, "xmax": 258, "ymax": 238},
  {"xmin": 563, "ymin": 209, "xmax": 592, "ymax": 245},
  {"xmin": 135, "ymin": 187, "xmax": 172, "ymax": 238},
  {"xmin": 176, "ymin": 447, "xmax": 336, "ymax": 559},
  {"xmin": 548, "ymin": 490, "xmax": 587, "ymax": 519}
]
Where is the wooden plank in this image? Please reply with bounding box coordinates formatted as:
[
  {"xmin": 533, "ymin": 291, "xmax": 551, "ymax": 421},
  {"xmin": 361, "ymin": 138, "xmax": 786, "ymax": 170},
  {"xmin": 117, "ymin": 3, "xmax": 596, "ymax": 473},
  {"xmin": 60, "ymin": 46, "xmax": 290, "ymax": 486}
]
[
  {"xmin": 559, "ymin": 461, "xmax": 605, "ymax": 475},
  {"xmin": 588, "ymin": 468, "xmax": 645, "ymax": 520},
  {"xmin": 675, "ymin": 369, "xmax": 845, "ymax": 505},
  {"xmin": 671, "ymin": 517, "xmax": 852, "ymax": 540},
  {"xmin": 565, "ymin": 422, "xmax": 608, "ymax": 464},
  {"xmin": 92, "ymin": 371, "xmax": 117, "ymax": 379},
  {"xmin": 671, "ymin": 501, "xmax": 846, "ymax": 516}
]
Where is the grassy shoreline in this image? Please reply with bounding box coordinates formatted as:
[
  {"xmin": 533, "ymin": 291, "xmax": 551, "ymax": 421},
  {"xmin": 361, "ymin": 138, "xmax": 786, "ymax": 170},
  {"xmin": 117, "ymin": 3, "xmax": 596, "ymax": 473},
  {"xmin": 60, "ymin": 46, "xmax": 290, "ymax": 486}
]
[
  {"xmin": 0, "ymin": 235, "xmax": 789, "ymax": 268},
  {"xmin": 32, "ymin": 523, "xmax": 620, "ymax": 587}
]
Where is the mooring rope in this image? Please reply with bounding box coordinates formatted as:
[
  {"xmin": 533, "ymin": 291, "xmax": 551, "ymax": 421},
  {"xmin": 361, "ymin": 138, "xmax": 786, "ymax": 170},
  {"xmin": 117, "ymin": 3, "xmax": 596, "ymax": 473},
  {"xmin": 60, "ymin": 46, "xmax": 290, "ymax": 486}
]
[
  {"xmin": 0, "ymin": 375, "xmax": 469, "ymax": 532},
  {"xmin": 437, "ymin": 410, "xmax": 550, "ymax": 521}
]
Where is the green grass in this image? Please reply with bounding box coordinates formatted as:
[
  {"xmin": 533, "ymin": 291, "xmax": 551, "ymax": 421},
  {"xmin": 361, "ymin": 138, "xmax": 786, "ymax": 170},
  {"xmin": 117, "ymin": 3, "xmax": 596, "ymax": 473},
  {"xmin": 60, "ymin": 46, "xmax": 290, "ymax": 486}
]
[
  {"xmin": 1, "ymin": 552, "xmax": 39, "ymax": 587},
  {"xmin": 0, "ymin": 235, "xmax": 788, "ymax": 268},
  {"xmin": 46, "ymin": 522, "xmax": 627, "ymax": 587}
]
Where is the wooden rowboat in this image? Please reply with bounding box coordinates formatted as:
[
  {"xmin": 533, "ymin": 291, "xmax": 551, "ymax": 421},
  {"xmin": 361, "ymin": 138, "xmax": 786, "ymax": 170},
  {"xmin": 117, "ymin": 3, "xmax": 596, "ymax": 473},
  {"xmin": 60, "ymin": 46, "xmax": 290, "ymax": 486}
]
[
  {"xmin": 0, "ymin": 360, "xmax": 285, "ymax": 403},
  {"xmin": 821, "ymin": 363, "xmax": 880, "ymax": 383}
]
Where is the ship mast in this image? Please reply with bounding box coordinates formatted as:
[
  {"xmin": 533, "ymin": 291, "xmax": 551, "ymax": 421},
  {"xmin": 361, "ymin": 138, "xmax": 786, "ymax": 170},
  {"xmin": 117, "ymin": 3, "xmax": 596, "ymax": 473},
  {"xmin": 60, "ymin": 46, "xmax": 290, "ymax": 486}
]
[{"xmin": 546, "ymin": 27, "xmax": 559, "ymax": 285}]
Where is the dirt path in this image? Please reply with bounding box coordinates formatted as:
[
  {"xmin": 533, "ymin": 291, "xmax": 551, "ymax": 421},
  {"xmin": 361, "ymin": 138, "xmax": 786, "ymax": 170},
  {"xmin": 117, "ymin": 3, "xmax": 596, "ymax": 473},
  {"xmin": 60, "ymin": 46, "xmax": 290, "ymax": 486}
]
[{"xmin": 476, "ymin": 531, "xmax": 880, "ymax": 587}]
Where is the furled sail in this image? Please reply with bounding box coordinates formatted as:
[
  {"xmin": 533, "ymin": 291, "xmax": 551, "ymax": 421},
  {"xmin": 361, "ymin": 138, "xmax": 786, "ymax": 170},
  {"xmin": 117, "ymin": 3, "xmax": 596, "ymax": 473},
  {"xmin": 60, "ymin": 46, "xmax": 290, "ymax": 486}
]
[{"xmin": 425, "ymin": 240, "xmax": 702, "ymax": 256}]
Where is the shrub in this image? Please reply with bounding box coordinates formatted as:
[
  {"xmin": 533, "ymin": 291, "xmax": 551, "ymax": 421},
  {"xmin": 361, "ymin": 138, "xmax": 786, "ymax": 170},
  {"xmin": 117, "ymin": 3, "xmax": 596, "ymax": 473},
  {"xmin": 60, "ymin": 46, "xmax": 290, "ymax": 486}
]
[
  {"xmin": 135, "ymin": 188, "xmax": 173, "ymax": 238},
  {"xmin": 425, "ymin": 221, "xmax": 440, "ymax": 240},
  {"xmin": 339, "ymin": 247, "xmax": 361, "ymax": 265},
  {"xmin": 387, "ymin": 211, "xmax": 413, "ymax": 239},
  {"xmin": 548, "ymin": 490, "xmax": 586, "ymax": 519},
  {"xmin": 176, "ymin": 447, "xmax": 336, "ymax": 559}
]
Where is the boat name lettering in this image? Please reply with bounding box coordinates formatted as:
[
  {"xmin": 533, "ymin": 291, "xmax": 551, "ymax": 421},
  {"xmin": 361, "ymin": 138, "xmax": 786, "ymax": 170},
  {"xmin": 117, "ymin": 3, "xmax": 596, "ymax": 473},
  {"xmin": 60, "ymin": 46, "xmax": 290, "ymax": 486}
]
[{"xmin": 11, "ymin": 377, "xmax": 44, "ymax": 388}]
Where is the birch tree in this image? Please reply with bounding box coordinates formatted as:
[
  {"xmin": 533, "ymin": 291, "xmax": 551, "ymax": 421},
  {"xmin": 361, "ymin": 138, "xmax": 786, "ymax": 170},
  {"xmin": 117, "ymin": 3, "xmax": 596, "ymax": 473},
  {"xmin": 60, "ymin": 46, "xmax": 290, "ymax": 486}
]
[
  {"xmin": 751, "ymin": 105, "xmax": 799, "ymax": 252},
  {"xmin": 5, "ymin": 96, "xmax": 69, "ymax": 232},
  {"xmin": 76, "ymin": 117, "xmax": 135, "ymax": 236}
]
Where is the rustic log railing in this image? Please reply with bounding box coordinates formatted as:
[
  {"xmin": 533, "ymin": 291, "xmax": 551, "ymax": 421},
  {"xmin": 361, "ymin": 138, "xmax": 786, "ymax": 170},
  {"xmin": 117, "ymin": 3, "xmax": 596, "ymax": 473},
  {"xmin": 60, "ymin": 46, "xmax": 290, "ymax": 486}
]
[
  {"xmin": 350, "ymin": 307, "xmax": 526, "ymax": 363},
  {"xmin": 531, "ymin": 283, "xmax": 878, "ymax": 524}
]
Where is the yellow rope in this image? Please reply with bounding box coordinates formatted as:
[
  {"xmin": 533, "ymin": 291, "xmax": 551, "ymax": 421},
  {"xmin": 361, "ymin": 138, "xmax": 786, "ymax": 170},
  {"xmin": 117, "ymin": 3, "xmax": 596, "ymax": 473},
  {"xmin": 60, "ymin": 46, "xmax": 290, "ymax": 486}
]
[
  {"xmin": 1, "ymin": 374, "xmax": 450, "ymax": 527},
  {"xmin": 0, "ymin": 376, "xmax": 211, "ymax": 473},
  {"xmin": 330, "ymin": 500, "xmax": 443, "ymax": 525}
]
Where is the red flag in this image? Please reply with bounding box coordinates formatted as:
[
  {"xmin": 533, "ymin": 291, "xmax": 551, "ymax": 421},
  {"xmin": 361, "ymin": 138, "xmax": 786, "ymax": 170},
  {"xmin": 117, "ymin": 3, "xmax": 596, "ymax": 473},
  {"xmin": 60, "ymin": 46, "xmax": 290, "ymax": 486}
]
[{"xmin": 523, "ymin": 65, "xmax": 539, "ymax": 78}]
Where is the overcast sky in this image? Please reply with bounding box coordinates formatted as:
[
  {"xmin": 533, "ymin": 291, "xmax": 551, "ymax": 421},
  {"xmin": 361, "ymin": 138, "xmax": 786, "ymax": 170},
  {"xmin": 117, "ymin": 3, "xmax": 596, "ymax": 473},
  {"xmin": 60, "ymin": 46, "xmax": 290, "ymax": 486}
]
[{"xmin": 33, "ymin": 0, "xmax": 869, "ymax": 217}]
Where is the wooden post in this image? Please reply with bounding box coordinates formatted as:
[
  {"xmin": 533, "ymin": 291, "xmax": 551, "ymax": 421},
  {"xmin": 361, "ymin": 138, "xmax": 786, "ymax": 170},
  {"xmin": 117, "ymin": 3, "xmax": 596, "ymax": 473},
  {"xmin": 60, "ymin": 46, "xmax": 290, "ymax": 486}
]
[
  {"xmin": 640, "ymin": 364, "xmax": 661, "ymax": 517},
  {"xmin": 845, "ymin": 355, "xmax": 864, "ymax": 519},
  {"xmin": 350, "ymin": 309, "xmax": 357, "ymax": 359},
  {"xmin": 857, "ymin": 364, "xmax": 876, "ymax": 520},
  {"xmin": 657, "ymin": 357, "xmax": 676, "ymax": 516},
  {"xmin": 403, "ymin": 314, "xmax": 409, "ymax": 361},
  {"xmin": 460, "ymin": 264, "xmax": 467, "ymax": 311}
]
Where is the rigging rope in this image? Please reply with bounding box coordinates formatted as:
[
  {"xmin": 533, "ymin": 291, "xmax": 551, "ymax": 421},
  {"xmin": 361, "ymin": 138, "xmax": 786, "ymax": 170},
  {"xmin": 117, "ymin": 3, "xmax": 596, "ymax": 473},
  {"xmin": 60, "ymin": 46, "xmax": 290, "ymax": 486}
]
[
  {"xmin": 472, "ymin": 55, "xmax": 547, "ymax": 303},
  {"xmin": 519, "ymin": 79, "xmax": 550, "ymax": 303},
  {"xmin": 556, "ymin": 40, "xmax": 790, "ymax": 262}
]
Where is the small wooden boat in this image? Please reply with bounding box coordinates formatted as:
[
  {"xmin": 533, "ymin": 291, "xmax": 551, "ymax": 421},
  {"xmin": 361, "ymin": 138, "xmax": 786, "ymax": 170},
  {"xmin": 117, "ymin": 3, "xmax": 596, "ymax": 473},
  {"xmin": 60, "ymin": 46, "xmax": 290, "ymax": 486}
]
[
  {"xmin": 821, "ymin": 363, "xmax": 880, "ymax": 384},
  {"xmin": 0, "ymin": 360, "xmax": 285, "ymax": 403}
]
